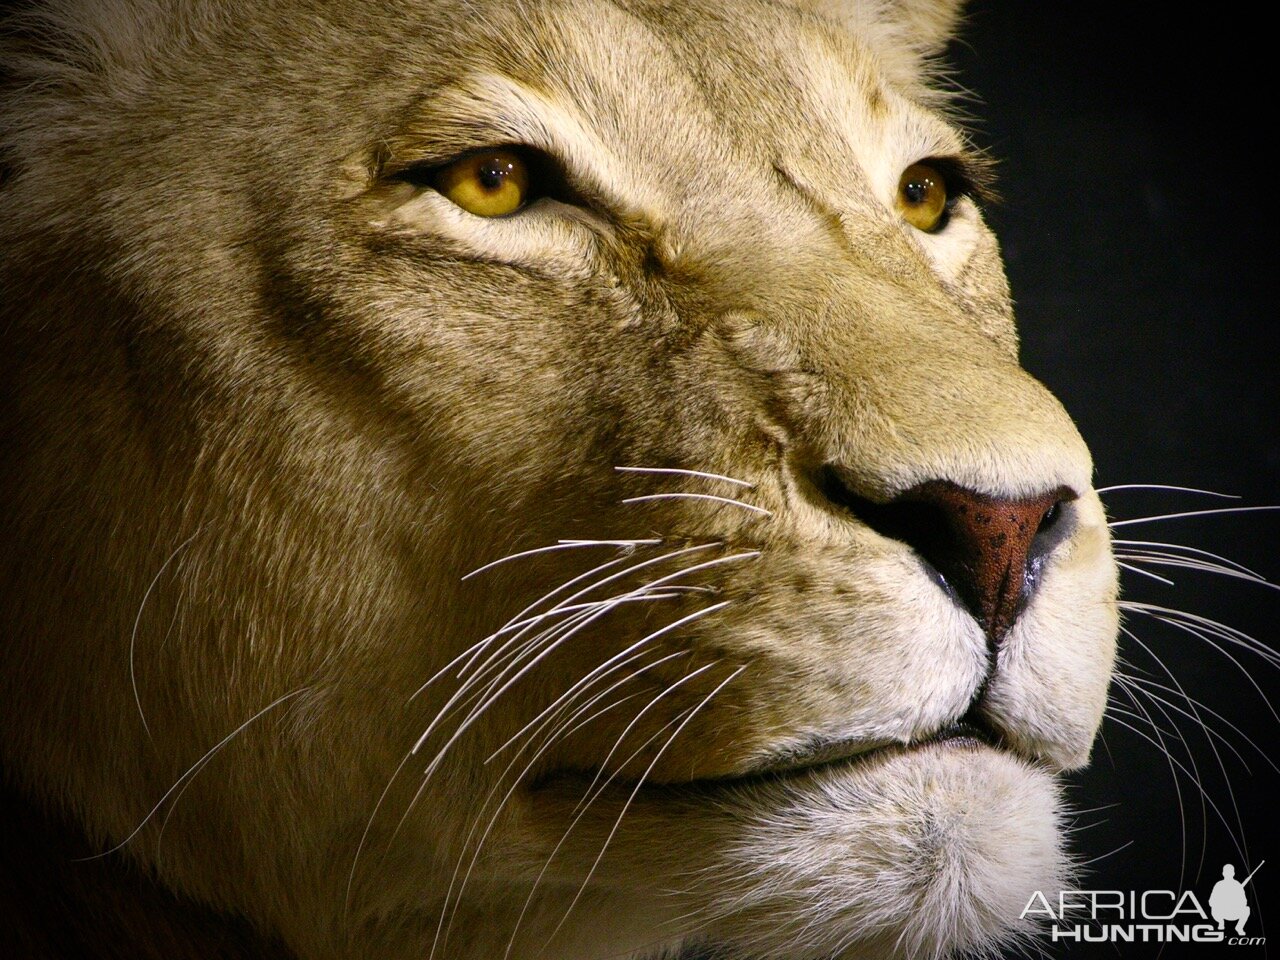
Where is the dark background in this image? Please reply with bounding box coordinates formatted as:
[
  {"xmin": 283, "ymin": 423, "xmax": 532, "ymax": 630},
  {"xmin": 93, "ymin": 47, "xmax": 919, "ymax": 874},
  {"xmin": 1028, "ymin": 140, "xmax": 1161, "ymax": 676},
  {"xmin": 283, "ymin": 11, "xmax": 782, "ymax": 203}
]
[{"xmin": 951, "ymin": 3, "xmax": 1278, "ymax": 957}]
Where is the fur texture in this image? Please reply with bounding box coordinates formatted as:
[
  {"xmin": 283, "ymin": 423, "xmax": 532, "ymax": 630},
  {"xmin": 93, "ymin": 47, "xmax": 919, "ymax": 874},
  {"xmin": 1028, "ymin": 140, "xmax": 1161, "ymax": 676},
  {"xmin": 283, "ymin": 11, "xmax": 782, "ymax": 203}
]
[{"xmin": 0, "ymin": 1, "xmax": 1119, "ymax": 958}]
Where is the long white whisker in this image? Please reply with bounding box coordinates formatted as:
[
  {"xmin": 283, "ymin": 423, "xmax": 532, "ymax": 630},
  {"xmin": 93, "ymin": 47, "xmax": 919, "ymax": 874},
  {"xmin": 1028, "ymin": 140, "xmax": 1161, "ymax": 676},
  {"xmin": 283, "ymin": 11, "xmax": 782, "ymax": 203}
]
[
  {"xmin": 451, "ymin": 542, "xmax": 721, "ymax": 688},
  {"xmin": 412, "ymin": 598, "xmax": 623, "ymax": 761},
  {"xmin": 1111, "ymin": 542, "xmax": 1259, "ymax": 578},
  {"xmin": 615, "ymin": 465, "xmax": 755, "ymax": 488},
  {"xmin": 1096, "ymin": 483, "xmax": 1240, "ymax": 498},
  {"xmin": 415, "ymin": 541, "xmax": 718, "ymax": 732},
  {"xmin": 1110, "ymin": 677, "xmax": 1194, "ymax": 884},
  {"xmin": 1109, "ymin": 505, "xmax": 1280, "ymax": 528},
  {"xmin": 130, "ymin": 528, "xmax": 202, "ymax": 739},
  {"xmin": 622, "ymin": 492, "xmax": 772, "ymax": 517},
  {"xmin": 346, "ymin": 744, "xmax": 419, "ymax": 916},
  {"xmin": 1113, "ymin": 538, "xmax": 1265, "ymax": 578},
  {"xmin": 544, "ymin": 665, "xmax": 747, "ymax": 952},
  {"xmin": 451, "ymin": 549, "xmax": 668, "ymax": 681},
  {"xmin": 1105, "ymin": 709, "xmax": 1248, "ymax": 865},
  {"xmin": 486, "ymin": 601, "xmax": 733, "ymax": 763},
  {"xmin": 407, "ymin": 579, "xmax": 733, "ymax": 851},
  {"xmin": 1115, "ymin": 552, "xmax": 1279, "ymax": 591},
  {"xmin": 1120, "ymin": 626, "xmax": 1276, "ymax": 772},
  {"xmin": 430, "ymin": 590, "xmax": 704, "ymax": 776},
  {"xmin": 447, "ymin": 592, "xmax": 685, "ymax": 696},
  {"xmin": 435, "ymin": 597, "xmax": 654, "ymax": 752},
  {"xmin": 422, "ymin": 553, "xmax": 651, "ymax": 695},
  {"xmin": 461, "ymin": 538, "xmax": 661, "ymax": 581},
  {"xmin": 419, "ymin": 554, "xmax": 755, "ymax": 766},
  {"xmin": 1074, "ymin": 839, "xmax": 1137, "ymax": 870},
  {"xmin": 1121, "ymin": 601, "xmax": 1280, "ymax": 670},
  {"xmin": 1116, "ymin": 560, "xmax": 1176, "ymax": 586},
  {"xmin": 572, "ymin": 662, "xmax": 731, "ymax": 816},
  {"xmin": 1126, "ymin": 611, "xmax": 1280, "ymax": 717},
  {"xmin": 435, "ymin": 650, "xmax": 692, "ymax": 958},
  {"xmin": 74, "ymin": 687, "xmax": 308, "ymax": 861},
  {"xmin": 432, "ymin": 685, "xmax": 642, "ymax": 960},
  {"xmin": 502, "ymin": 662, "xmax": 722, "ymax": 960},
  {"xmin": 457, "ymin": 549, "xmax": 751, "ymax": 733},
  {"xmin": 1115, "ymin": 672, "xmax": 1254, "ymax": 772}
]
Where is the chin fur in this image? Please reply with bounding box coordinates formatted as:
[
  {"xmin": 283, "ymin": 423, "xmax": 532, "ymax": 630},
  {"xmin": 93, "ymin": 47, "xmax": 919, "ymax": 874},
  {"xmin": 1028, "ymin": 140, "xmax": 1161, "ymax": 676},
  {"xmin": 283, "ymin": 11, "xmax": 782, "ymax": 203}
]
[{"xmin": 683, "ymin": 747, "xmax": 1066, "ymax": 960}]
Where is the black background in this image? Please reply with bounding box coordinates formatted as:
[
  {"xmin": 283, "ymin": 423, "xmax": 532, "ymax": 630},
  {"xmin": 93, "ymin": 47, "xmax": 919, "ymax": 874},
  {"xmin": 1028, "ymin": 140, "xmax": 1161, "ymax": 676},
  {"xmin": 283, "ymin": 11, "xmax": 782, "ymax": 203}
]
[{"xmin": 951, "ymin": 2, "xmax": 1278, "ymax": 957}]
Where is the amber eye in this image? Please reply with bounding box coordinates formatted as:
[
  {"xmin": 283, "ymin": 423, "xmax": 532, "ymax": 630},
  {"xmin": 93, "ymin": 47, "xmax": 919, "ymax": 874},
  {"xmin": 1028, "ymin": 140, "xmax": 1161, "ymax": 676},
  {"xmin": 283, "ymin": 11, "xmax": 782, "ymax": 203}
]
[
  {"xmin": 896, "ymin": 162, "xmax": 949, "ymax": 232},
  {"xmin": 432, "ymin": 148, "xmax": 530, "ymax": 217}
]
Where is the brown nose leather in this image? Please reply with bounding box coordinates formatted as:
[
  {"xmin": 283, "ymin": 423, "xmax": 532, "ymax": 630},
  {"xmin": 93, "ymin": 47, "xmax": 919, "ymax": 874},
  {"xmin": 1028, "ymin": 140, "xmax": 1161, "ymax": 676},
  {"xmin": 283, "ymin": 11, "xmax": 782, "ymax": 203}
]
[
  {"xmin": 816, "ymin": 468, "xmax": 1077, "ymax": 644},
  {"xmin": 885, "ymin": 481, "xmax": 1072, "ymax": 642}
]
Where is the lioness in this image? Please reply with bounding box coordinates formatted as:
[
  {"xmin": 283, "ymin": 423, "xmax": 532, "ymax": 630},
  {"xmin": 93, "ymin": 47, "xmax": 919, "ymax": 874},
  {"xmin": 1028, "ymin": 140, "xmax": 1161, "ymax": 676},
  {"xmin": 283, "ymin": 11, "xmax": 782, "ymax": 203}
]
[{"xmin": 0, "ymin": 1, "xmax": 1119, "ymax": 958}]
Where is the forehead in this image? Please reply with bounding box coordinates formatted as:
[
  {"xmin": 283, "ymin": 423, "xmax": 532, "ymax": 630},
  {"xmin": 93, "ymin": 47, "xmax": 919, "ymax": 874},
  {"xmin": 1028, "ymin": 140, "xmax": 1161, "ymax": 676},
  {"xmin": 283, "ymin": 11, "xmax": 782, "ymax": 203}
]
[{"xmin": 408, "ymin": 0, "xmax": 965, "ymax": 203}]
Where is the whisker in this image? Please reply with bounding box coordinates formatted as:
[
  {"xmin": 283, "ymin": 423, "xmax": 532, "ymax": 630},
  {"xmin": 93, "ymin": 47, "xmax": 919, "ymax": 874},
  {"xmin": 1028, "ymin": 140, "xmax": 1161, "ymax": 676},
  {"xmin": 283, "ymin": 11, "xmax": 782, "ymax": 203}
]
[
  {"xmin": 502, "ymin": 663, "xmax": 723, "ymax": 959},
  {"xmin": 622, "ymin": 492, "xmax": 772, "ymax": 517},
  {"xmin": 1120, "ymin": 627, "xmax": 1277, "ymax": 772},
  {"xmin": 461, "ymin": 538, "xmax": 661, "ymax": 581},
  {"xmin": 453, "ymin": 551, "xmax": 754, "ymax": 738},
  {"xmin": 1109, "ymin": 505, "xmax": 1280, "ymax": 528},
  {"xmin": 1115, "ymin": 552, "xmax": 1279, "ymax": 591},
  {"xmin": 418, "ymin": 542, "xmax": 716, "ymax": 705},
  {"xmin": 1074, "ymin": 839, "xmax": 1137, "ymax": 869},
  {"xmin": 1121, "ymin": 608, "xmax": 1280, "ymax": 730},
  {"xmin": 615, "ymin": 465, "xmax": 755, "ymax": 488},
  {"xmin": 74, "ymin": 687, "xmax": 308, "ymax": 862},
  {"xmin": 544, "ymin": 665, "xmax": 747, "ymax": 953},
  {"xmin": 453, "ymin": 549, "xmax": 675, "ymax": 680},
  {"xmin": 451, "ymin": 592, "xmax": 684, "ymax": 687},
  {"xmin": 1096, "ymin": 483, "xmax": 1240, "ymax": 498},
  {"xmin": 414, "ymin": 599, "xmax": 623, "ymax": 760},
  {"xmin": 435, "ymin": 651, "xmax": 693, "ymax": 958},
  {"xmin": 1116, "ymin": 559, "xmax": 1176, "ymax": 586},
  {"xmin": 1105, "ymin": 710, "xmax": 1248, "ymax": 865},
  {"xmin": 1107, "ymin": 686, "xmax": 1192, "ymax": 887},
  {"xmin": 487, "ymin": 600, "xmax": 733, "ymax": 763},
  {"xmin": 451, "ymin": 542, "xmax": 722, "ymax": 687},
  {"xmin": 129, "ymin": 528, "xmax": 203, "ymax": 739},
  {"xmin": 1113, "ymin": 538, "xmax": 1266, "ymax": 578},
  {"xmin": 347, "ymin": 744, "xmax": 419, "ymax": 916},
  {"xmin": 445, "ymin": 559, "xmax": 742, "ymax": 772},
  {"xmin": 409, "ymin": 551, "xmax": 757, "ymax": 826},
  {"xmin": 435, "ymin": 604, "xmax": 641, "ymax": 769},
  {"xmin": 1116, "ymin": 672, "xmax": 1255, "ymax": 772},
  {"xmin": 1121, "ymin": 601, "xmax": 1280, "ymax": 671}
]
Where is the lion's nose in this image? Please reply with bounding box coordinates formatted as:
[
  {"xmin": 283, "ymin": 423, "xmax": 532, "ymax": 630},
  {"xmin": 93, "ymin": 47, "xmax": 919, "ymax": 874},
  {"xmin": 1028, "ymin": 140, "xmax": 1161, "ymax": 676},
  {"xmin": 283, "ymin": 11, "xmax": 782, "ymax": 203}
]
[{"xmin": 817, "ymin": 468, "xmax": 1077, "ymax": 644}]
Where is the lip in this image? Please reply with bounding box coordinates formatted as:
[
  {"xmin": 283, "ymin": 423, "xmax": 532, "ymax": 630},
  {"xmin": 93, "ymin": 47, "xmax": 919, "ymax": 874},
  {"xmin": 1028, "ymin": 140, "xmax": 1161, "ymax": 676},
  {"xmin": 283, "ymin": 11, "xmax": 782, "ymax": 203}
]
[
  {"xmin": 530, "ymin": 717, "xmax": 1008, "ymax": 797},
  {"xmin": 689, "ymin": 717, "xmax": 1004, "ymax": 788}
]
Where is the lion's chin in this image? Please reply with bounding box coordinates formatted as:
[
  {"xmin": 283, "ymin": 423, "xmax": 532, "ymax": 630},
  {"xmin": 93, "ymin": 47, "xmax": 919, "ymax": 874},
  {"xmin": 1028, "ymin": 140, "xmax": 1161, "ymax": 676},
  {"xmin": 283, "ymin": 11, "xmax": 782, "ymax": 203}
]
[
  {"xmin": 678, "ymin": 744, "xmax": 1066, "ymax": 959},
  {"xmin": 519, "ymin": 744, "xmax": 1063, "ymax": 960}
]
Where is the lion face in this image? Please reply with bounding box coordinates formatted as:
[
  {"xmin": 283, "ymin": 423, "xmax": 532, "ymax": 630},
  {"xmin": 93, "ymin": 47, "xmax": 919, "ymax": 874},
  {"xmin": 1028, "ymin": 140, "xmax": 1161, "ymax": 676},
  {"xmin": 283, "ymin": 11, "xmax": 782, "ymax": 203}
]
[{"xmin": 0, "ymin": 1, "xmax": 1117, "ymax": 958}]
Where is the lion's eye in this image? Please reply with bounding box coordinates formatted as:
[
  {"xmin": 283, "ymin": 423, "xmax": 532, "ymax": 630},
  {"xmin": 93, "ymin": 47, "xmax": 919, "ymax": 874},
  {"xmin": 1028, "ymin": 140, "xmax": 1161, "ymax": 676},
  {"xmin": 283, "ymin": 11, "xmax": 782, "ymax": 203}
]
[
  {"xmin": 896, "ymin": 162, "xmax": 949, "ymax": 233},
  {"xmin": 432, "ymin": 149, "xmax": 530, "ymax": 217}
]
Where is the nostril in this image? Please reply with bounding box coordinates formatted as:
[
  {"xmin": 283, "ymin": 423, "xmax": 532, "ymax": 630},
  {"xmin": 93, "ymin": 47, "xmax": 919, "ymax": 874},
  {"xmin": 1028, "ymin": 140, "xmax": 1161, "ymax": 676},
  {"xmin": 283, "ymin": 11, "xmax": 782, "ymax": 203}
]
[
  {"xmin": 1029, "ymin": 492, "xmax": 1077, "ymax": 560},
  {"xmin": 1038, "ymin": 501, "xmax": 1060, "ymax": 534},
  {"xmin": 815, "ymin": 465, "xmax": 1077, "ymax": 645}
]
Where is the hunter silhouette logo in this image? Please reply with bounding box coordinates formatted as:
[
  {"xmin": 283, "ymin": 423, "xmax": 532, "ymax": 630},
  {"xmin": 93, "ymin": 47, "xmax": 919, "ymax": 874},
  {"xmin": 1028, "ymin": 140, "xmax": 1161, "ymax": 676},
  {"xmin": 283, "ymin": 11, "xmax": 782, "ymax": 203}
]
[
  {"xmin": 1210, "ymin": 862, "xmax": 1263, "ymax": 936},
  {"xmin": 1021, "ymin": 859, "xmax": 1266, "ymax": 946}
]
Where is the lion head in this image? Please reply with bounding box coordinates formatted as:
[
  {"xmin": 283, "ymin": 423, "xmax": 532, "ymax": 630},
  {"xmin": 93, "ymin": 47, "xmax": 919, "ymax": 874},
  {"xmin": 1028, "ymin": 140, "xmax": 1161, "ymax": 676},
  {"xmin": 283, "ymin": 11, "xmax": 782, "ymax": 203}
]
[{"xmin": 0, "ymin": 1, "xmax": 1117, "ymax": 957}]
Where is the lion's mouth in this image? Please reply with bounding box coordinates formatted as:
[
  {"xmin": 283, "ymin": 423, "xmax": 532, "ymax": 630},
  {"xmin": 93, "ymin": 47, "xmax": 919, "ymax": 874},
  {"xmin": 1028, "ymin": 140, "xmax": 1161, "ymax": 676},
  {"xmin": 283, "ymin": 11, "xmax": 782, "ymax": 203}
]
[
  {"xmin": 530, "ymin": 716, "xmax": 1008, "ymax": 796},
  {"xmin": 692, "ymin": 715, "xmax": 1005, "ymax": 787}
]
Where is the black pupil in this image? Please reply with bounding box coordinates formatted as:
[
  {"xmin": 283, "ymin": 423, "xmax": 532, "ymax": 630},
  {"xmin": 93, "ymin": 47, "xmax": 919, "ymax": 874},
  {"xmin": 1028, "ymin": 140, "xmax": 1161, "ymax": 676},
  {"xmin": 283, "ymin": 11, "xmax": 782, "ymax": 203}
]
[
  {"xmin": 904, "ymin": 178, "xmax": 930, "ymax": 205},
  {"xmin": 478, "ymin": 160, "xmax": 510, "ymax": 191}
]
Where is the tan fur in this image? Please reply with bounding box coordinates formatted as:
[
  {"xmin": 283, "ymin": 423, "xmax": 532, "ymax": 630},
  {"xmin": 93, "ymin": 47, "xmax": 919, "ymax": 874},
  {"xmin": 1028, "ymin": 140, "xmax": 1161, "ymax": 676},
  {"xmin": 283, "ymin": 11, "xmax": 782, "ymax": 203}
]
[{"xmin": 0, "ymin": 1, "xmax": 1119, "ymax": 957}]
